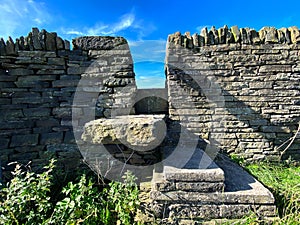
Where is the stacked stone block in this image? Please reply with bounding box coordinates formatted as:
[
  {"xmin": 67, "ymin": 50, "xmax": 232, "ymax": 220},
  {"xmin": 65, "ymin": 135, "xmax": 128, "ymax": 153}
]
[
  {"xmin": 1, "ymin": 25, "xmax": 300, "ymax": 182},
  {"xmin": 149, "ymin": 151, "xmax": 276, "ymax": 221},
  {"xmin": 0, "ymin": 28, "xmax": 136, "ymax": 180},
  {"xmin": 166, "ymin": 26, "xmax": 300, "ymax": 161},
  {"xmin": 152, "ymin": 155, "xmax": 225, "ymax": 194}
]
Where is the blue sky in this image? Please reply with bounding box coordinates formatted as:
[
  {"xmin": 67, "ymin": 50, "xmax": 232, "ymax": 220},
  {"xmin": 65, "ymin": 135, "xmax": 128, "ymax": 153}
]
[{"xmin": 1, "ymin": 0, "xmax": 300, "ymax": 88}]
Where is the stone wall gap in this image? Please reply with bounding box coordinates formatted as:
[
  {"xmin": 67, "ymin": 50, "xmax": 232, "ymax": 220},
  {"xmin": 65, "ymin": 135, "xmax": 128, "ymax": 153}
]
[{"xmin": 0, "ymin": 25, "xmax": 300, "ymax": 180}]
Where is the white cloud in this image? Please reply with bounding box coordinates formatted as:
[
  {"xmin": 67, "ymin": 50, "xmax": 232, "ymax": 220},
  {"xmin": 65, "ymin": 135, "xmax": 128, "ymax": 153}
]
[
  {"xmin": 109, "ymin": 13, "xmax": 135, "ymax": 34},
  {"xmin": 64, "ymin": 30, "xmax": 84, "ymax": 36},
  {"xmin": 34, "ymin": 18, "xmax": 43, "ymax": 25},
  {"xmin": 136, "ymin": 75, "xmax": 165, "ymax": 89},
  {"xmin": 62, "ymin": 12, "xmax": 136, "ymax": 38},
  {"xmin": 61, "ymin": 10, "xmax": 156, "ymax": 43},
  {"xmin": 85, "ymin": 25, "xmax": 109, "ymax": 36},
  {"xmin": 0, "ymin": 0, "xmax": 51, "ymax": 39},
  {"xmin": 134, "ymin": 61, "xmax": 166, "ymax": 89},
  {"xmin": 128, "ymin": 40, "xmax": 166, "ymax": 63}
]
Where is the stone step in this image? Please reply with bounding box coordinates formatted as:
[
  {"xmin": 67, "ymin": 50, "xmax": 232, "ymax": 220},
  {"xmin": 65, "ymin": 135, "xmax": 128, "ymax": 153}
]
[
  {"xmin": 149, "ymin": 154, "xmax": 276, "ymax": 220},
  {"xmin": 163, "ymin": 203, "xmax": 276, "ymax": 220},
  {"xmin": 150, "ymin": 189, "xmax": 274, "ymax": 204},
  {"xmin": 152, "ymin": 148, "xmax": 226, "ymax": 192},
  {"xmin": 164, "ymin": 166, "xmax": 225, "ymax": 182},
  {"xmin": 152, "ymin": 169, "xmax": 225, "ymax": 192}
]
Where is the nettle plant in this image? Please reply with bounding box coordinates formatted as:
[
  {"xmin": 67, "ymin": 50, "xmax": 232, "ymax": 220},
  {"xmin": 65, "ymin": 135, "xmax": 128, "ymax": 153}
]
[
  {"xmin": 0, "ymin": 159, "xmax": 140, "ymax": 225},
  {"xmin": 0, "ymin": 160, "xmax": 55, "ymax": 225}
]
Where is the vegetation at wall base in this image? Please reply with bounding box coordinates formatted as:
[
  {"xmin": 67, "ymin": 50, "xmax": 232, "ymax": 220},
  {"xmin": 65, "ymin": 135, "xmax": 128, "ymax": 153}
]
[
  {"xmin": 1, "ymin": 157, "xmax": 300, "ymax": 224},
  {"xmin": 230, "ymin": 156, "xmax": 300, "ymax": 225},
  {"xmin": 0, "ymin": 159, "xmax": 140, "ymax": 225}
]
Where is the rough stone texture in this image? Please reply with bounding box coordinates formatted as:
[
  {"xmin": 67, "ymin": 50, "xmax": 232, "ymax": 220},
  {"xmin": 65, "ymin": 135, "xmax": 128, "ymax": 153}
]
[
  {"xmin": 168, "ymin": 26, "xmax": 300, "ymax": 46},
  {"xmin": 72, "ymin": 36, "xmax": 128, "ymax": 50},
  {"xmin": 163, "ymin": 166, "xmax": 224, "ymax": 182},
  {"xmin": 167, "ymin": 25, "xmax": 300, "ymax": 161},
  {"xmin": 0, "ymin": 28, "xmax": 137, "ymax": 181},
  {"xmin": 150, "ymin": 154, "xmax": 276, "ymax": 220},
  {"xmin": 82, "ymin": 115, "xmax": 167, "ymax": 151},
  {"xmin": 167, "ymin": 204, "xmax": 276, "ymax": 220},
  {"xmin": 175, "ymin": 181, "xmax": 224, "ymax": 192},
  {"xmin": 1, "ymin": 25, "xmax": 294, "ymax": 221},
  {"xmin": 151, "ymin": 148, "xmax": 225, "ymax": 194}
]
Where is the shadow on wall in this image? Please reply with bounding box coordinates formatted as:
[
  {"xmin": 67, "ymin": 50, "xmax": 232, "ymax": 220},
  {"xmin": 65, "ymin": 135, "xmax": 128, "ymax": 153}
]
[
  {"xmin": 134, "ymin": 88, "xmax": 169, "ymax": 115},
  {"xmin": 78, "ymin": 113, "xmax": 256, "ymax": 190},
  {"xmin": 167, "ymin": 68, "xmax": 300, "ymax": 161}
]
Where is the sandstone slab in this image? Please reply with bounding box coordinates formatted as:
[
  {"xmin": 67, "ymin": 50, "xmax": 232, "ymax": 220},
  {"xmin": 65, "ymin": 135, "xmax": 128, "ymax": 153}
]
[
  {"xmin": 72, "ymin": 36, "xmax": 128, "ymax": 50},
  {"xmin": 82, "ymin": 115, "xmax": 167, "ymax": 151},
  {"xmin": 150, "ymin": 153, "xmax": 276, "ymax": 220},
  {"xmin": 164, "ymin": 166, "xmax": 224, "ymax": 182}
]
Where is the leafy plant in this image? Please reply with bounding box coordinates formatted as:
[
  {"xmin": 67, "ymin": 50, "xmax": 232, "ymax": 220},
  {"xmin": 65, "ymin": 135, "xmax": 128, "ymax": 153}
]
[
  {"xmin": 47, "ymin": 174, "xmax": 104, "ymax": 225},
  {"xmin": 0, "ymin": 160, "xmax": 141, "ymax": 225},
  {"xmin": 0, "ymin": 159, "xmax": 55, "ymax": 225},
  {"xmin": 103, "ymin": 171, "xmax": 140, "ymax": 225}
]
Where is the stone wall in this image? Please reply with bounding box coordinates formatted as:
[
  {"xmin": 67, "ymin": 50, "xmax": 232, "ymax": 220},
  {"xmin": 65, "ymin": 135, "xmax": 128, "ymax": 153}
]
[
  {"xmin": 134, "ymin": 88, "xmax": 168, "ymax": 114},
  {"xmin": 0, "ymin": 28, "xmax": 136, "ymax": 180},
  {"xmin": 166, "ymin": 25, "xmax": 300, "ymax": 161},
  {"xmin": 1, "ymin": 25, "xmax": 300, "ymax": 181}
]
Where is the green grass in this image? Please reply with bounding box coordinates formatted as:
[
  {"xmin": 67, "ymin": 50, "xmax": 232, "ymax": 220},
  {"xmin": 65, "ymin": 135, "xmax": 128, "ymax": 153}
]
[
  {"xmin": 241, "ymin": 161, "xmax": 300, "ymax": 225},
  {"xmin": 1, "ymin": 158, "xmax": 300, "ymax": 224}
]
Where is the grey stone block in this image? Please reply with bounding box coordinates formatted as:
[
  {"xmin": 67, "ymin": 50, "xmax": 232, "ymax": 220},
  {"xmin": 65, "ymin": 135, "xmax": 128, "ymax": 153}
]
[
  {"xmin": 150, "ymin": 154, "xmax": 276, "ymax": 220},
  {"xmin": 45, "ymin": 32, "xmax": 57, "ymax": 51},
  {"xmin": 167, "ymin": 203, "xmax": 276, "ymax": 219},
  {"xmin": 15, "ymin": 145, "xmax": 44, "ymax": 153},
  {"xmin": 52, "ymin": 79, "xmax": 79, "ymax": 87},
  {"xmin": 23, "ymin": 108, "xmax": 51, "ymax": 117},
  {"xmin": 72, "ymin": 36, "xmax": 128, "ymax": 50},
  {"xmin": 164, "ymin": 166, "xmax": 224, "ymax": 182},
  {"xmin": 36, "ymin": 118, "xmax": 60, "ymax": 127},
  {"xmin": 82, "ymin": 115, "xmax": 167, "ymax": 152},
  {"xmin": 0, "ymin": 109, "xmax": 23, "ymax": 120},
  {"xmin": 52, "ymin": 107, "xmax": 72, "ymax": 118},
  {"xmin": 10, "ymin": 134, "xmax": 39, "ymax": 147},
  {"xmin": 0, "ymin": 121, "xmax": 34, "ymax": 129},
  {"xmin": 0, "ymin": 138, "xmax": 10, "ymax": 149},
  {"xmin": 40, "ymin": 132, "xmax": 63, "ymax": 145},
  {"xmin": 63, "ymin": 131, "xmax": 76, "ymax": 144},
  {"xmin": 9, "ymin": 152, "xmax": 39, "ymax": 162},
  {"xmin": 176, "ymin": 182, "xmax": 224, "ymax": 192}
]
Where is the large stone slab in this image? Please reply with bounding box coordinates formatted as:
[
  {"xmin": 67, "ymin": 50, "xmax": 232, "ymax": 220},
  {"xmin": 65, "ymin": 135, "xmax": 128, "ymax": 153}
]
[
  {"xmin": 82, "ymin": 115, "xmax": 167, "ymax": 152},
  {"xmin": 72, "ymin": 36, "xmax": 128, "ymax": 50},
  {"xmin": 150, "ymin": 189, "xmax": 274, "ymax": 204},
  {"xmin": 164, "ymin": 166, "xmax": 224, "ymax": 182},
  {"xmin": 166, "ymin": 203, "xmax": 276, "ymax": 220},
  {"xmin": 152, "ymin": 171, "xmax": 225, "ymax": 193},
  {"xmin": 152, "ymin": 148, "xmax": 225, "ymax": 192},
  {"xmin": 150, "ymin": 153, "xmax": 276, "ymax": 220}
]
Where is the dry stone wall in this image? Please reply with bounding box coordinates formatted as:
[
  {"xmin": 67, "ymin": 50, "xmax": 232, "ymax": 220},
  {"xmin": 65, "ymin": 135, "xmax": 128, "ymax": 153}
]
[
  {"xmin": 0, "ymin": 28, "xmax": 136, "ymax": 180},
  {"xmin": 166, "ymin": 25, "xmax": 300, "ymax": 161},
  {"xmin": 1, "ymin": 25, "xmax": 300, "ymax": 181}
]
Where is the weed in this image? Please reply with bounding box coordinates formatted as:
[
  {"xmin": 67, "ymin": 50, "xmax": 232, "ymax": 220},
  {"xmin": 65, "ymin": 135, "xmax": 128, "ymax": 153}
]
[
  {"xmin": 0, "ymin": 159, "xmax": 141, "ymax": 225},
  {"xmin": 243, "ymin": 162, "xmax": 300, "ymax": 225},
  {"xmin": 0, "ymin": 159, "xmax": 55, "ymax": 225}
]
